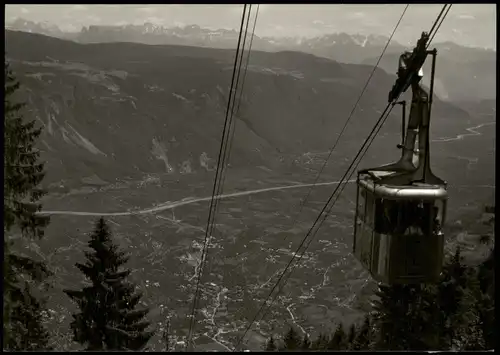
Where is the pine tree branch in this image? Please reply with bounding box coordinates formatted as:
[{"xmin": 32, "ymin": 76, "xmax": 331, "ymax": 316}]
[{"xmin": 8, "ymin": 253, "xmax": 53, "ymax": 281}]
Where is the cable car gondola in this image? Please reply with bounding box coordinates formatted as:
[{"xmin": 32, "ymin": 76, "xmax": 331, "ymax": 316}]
[{"xmin": 353, "ymin": 32, "xmax": 448, "ymax": 285}]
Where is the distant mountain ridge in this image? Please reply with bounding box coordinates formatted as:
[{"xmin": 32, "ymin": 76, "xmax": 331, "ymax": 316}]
[
  {"xmin": 6, "ymin": 18, "xmax": 495, "ymax": 103},
  {"xmin": 5, "ymin": 18, "xmax": 403, "ymax": 49}
]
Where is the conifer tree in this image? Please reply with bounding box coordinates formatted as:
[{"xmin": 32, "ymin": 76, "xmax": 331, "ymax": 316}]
[
  {"xmin": 452, "ymin": 260, "xmax": 488, "ymax": 350},
  {"xmin": 163, "ymin": 318, "xmax": 172, "ymax": 351},
  {"xmin": 327, "ymin": 323, "xmax": 347, "ymax": 350},
  {"xmin": 347, "ymin": 323, "xmax": 357, "ymax": 348},
  {"xmin": 4, "ymin": 280, "xmax": 52, "ymax": 351},
  {"xmin": 477, "ymin": 211, "xmax": 495, "ymax": 349},
  {"xmin": 433, "ymin": 247, "xmax": 475, "ymax": 349},
  {"xmin": 4, "ymin": 60, "xmax": 50, "ymax": 239},
  {"xmin": 300, "ymin": 333, "xmax": 311, "ymax": 350},
  {"xmin": 265, "ymin": 336, "xmax": 277, "ymax": 351},
  {"xmin": 282, "ymin": 326, "xmax": 301, "ymax": 350},
  {"xmin": 352, "ymin": 315, "xmax": 372, "ymax": 350},
  {"xmin": 372, "ymin": 283, "xmax": 435, "ymax": 350},
  {"xmin": 476, "ymin": 244, "xmax": 495, "ymax": 350},
  {"xmin": 477, "ymin": 243, "xmax": 494, "ymax": 295},
  {"xmin": 64, "ymin": 217, "xmax": 154, "ymax": 350},
  {"xmin": 422, "ymin": 248, "xmax": 488, "ymax": 351},
  {"xmin": 311, "ymin": 333, "xmax": 329, "ymax": 350},
  {"xmin": 451, "ymin": 210, "xmax": 495, "ymax": 350},
  {"xmin": 453, "ymin": 268, "xmax": 484, "ymax": 350},
  {"xmin": 3, "ymin": 59, "xmax": 52, "ymax": 350},
  {"xmin": 372, "ymin": 246, "xmax": 491, "ymax": 351}
]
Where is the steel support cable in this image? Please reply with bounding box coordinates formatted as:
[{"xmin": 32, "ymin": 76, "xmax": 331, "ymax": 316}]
[
  {"xmin": 428, "ymin": 4, "xmax": 452, "ymax": 46},
  {"xmin": 246, "ymin": 103, "xmax": 397, "ymax": 353},
  {"xmin": 427, "ymin": 4, "xmax": 448, "ymax": 38},
  {"xmin": 191, "ymin": 1, "xmax": 250, "ymax": 325},
  {"xmin": 283, "ymin": 2, "xmax": 454, "ymax": 304},
  {"xmin": 247, "ymin": 3, "xmax": 409, "ymax": 292},
  {"xmin": 232, "ymin": 102, "xmax": 394, "ymax": 351},
  {"xmin": 204, "ymin": 5, "xmax": 259, "ymax": 277},
  {"xmin": 206, "ymin": 8, "xmax": 252, "ymax": 253},
  {"xmin": 339, "ymin": 5, "xmax": 452, "ymax": 213},
  {"xmin": 253, "ymin": 32, "xmax": 431, "ymax": 347},
  {"xmin": 187, "ymin": 4, "xmax": 248, "ymax": 349},
  {"xmin": 208, "ymin": 6, "xmax": 262, "ymax": 268},
  {"xmin": 264, "ymin": 103, "xmax": 397, "ymax": 313},
  {"xmin": 233, "ymin": 4, "xmax": 409, "ymax": 348},
  {"xmin": 261, "ymin": 1, "xmax": 453, "ymax": 320},
  {"xmin": 225, "ymin": 3, "xmax": 408, "ymax": 269},
  {"xmin": 253, "ymin": 6, "xmax": 452, "ymax": 345},
  {"xmin": 234, "ymin": 5, "xmax": 452, "ymax": 349},
  {"xmin": 289, "ymin": 105, "xmax": 398, "ymax": 284},
  {"xmin": 280, "ymin": 3, "xmax": 410, "ymax": 244},
  {"xmin": 209, "ymin": 4, "xmax": 258, "ymax": 245},
  {"xmin": 224, "ymin": 4, "xmax": 261, "ymax": 165}
]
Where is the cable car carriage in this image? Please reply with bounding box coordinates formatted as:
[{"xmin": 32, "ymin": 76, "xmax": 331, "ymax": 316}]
[{"xmin": 353, "ymin": 32, "xmax": 448, "ymax": 284}]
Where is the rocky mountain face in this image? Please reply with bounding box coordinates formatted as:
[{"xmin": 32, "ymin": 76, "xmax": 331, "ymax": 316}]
[
  {"xmin": 6, "ymin": 19, "xmax": 495, "ymax": 103},
  {"xmin": 5, "ymin": 19, "xmax": 404, "ymax": 59},
  {"xmin": 5, "ymin": 18, "xmax": 78, "ymax": 41},
  {"xmin": 4, "ymin": 30, "xmax": 480, "ymax": 194}
]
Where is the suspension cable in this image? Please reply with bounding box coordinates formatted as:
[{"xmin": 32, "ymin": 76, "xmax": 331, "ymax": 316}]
[
  {"xmin": 226, "ymin": 4, "xmax": 261, "ymax": 159},
  {"xmin": 201, "ymin": 3, "xmax": 260, "ymax": 298},
  {"xmin": 232, "ymin": 101, "xmax": 393, "ymax": 351},
  {"xmin": 209, "ymin": 5, "xmax": 253, "ymax": 236},
  {"xmin": 209, "ymin": 4, "xmax": 260, "ymax": 250},
  {"xmin": 428, "ymin": 4, "xmax": 452, "ymax": 46},
  {"xmin": 286, "ymin": 5, "xmax": 454, "ymax": 288},
  {"xmin": 283, "ymin": 2, "xmax": 454, "ymax": 314},
  {"xmin": 427, "ymin": 4, "xmax": 448, "ymax": 38},
  {"xmin": 186, "ymin": 5, "xmax": 249, "ymax": 349},
  {"xmin": 262, "ymin": 4, "xmax": 409, "ymax": 289},
  {"xmin": 201, "ymin": 4, "xmax": 253, "ymax": 270},
  {"xmin": 288, "ymin": 3, "xmax": 409, "ymax": 242},
  {"xmin": 233, "ymin": 4, "xmax": 452, "ymax": 349}
]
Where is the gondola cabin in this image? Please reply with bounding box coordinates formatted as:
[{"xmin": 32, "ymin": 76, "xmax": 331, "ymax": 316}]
[
  {"xmin": 351, "ymin": 33, "xmax": 449, "ymax": 284},
  {"xmin": 353, "ymin": 170, "xmax": 447, "ymax": 284}
]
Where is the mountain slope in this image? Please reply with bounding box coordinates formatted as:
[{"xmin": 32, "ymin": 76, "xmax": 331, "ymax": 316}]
[{"xmin": 5, "ymin": 30, "xmax": 475, "ymax": 192}]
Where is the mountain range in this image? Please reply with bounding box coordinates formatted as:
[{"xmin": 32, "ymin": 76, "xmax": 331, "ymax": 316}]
[
  {"xmin": 6, "ymin": 18, "xmax": 496, "ymax": 103},
  {"xmin": 6, "ymin": 29, "xmax": 484, "ymax": 194}
]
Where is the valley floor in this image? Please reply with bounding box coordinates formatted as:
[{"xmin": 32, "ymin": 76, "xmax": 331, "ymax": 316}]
[{"xmin": 33, "ymin": 161, "xmax": 494, "ymax": 350}]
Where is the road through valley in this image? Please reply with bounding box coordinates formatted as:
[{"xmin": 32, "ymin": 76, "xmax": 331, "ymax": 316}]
[{"xmin": 40, "ymin": 179, "xmax": 357, "ymax": 216}]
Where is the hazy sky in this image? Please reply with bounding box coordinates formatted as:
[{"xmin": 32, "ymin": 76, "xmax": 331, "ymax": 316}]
[{"xmin": 5, "ymin": 4, "xmax": 497, "ymax": 49}]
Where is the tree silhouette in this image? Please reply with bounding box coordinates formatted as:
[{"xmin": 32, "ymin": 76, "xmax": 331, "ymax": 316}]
[
  {"xmin": 282, "ymin": 326, "xmax": 301, "ymax": 350},
  {"xmin": 64, "ymin": 218, "xmax": 154, "ymax": 350},
  {"xmin": 327, "ymin": 323, "xmax": 347, "ymax": 350},
  {"xmin": 265, "ymin": 336, "xmax": 277, "ymax": 351},
  {"xmin": 3, "ymin": 58, "xmax": 52, "ymax": 351},
  {"xmin": 347, "ymin": 323, "xmax": 357, "ymax": 349},
  {"xmin": 372, "ymin": 282, "xmax": 439, "ymax": 350},
  {"xmin": 476, "ymin": 243, "xmax": 495, "ymax": 349},
  {"xmin": 352, "ymin": 315, "xmax": 372, "ymax": 350},
  {"xmin": 300, "ymin": 333, "xmax": 311, "ymax": 350},
  {"xmin": 311, "ymin": 333, "xmax": 329, "ymax": 350}
]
